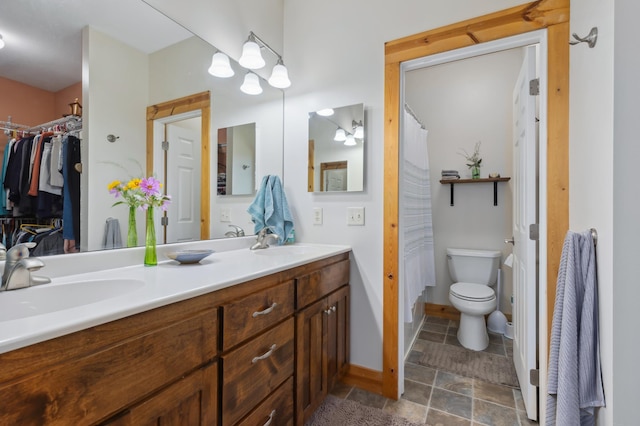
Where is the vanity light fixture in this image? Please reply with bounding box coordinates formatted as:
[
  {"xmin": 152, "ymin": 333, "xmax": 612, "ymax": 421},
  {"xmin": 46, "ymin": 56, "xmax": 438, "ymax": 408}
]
[
  {"xmin": 239, "ymin": 31, "xmax": 291, "ymax": 89},
  {"xmin": 240, "ymin": 72, "xmax": 263, "ymax": 95},
  {"xmin": 334, "ymin": 128, "xmax": 347, "ymax": 142},
  {"xmin": 317, "ymin": 108, "xmax": 334, "ymax": 117},
  {"xmin": 0, "ymin": 34, "xmax": 5, "ymax": 50},
  {"xmin": 352, "ymin": 120, "xmax": 364, "ymax": 139},
  {"xmin": 344, "ymin": 134, "xmax": 357, "ymax": 146},
  {"xmin": 208, "ymin": 51, "xmax": 234, "ymax": 78}
]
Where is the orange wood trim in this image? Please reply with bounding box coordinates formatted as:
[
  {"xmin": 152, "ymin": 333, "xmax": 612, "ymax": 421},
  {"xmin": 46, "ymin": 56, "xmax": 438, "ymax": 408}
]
[
  {"xmin": 383, "ymin": 0, "xmax": 569, "ymax": 401},
  {"xmin": 545, "ymin": 22, "xmax": 570, "ymax": 346},
  {"xmin": 382, "ymin": 60, "xmax": 401, "ymax": 400},
  {"xmin": 424, "ymin": 303, "xmax": 513, "ymax": 323},
  {"xmin": 145, "ymin": 91, "xmax": 211, "ymax": 240},
  {"xmin": 342, "ymin": 364, "xmax": 383, "ymax": 396},
  {"xmin": 425, "ymin": 303, "xmax": 461, "ymax": 322},
  {"xmin": 308, "ymin": 139, "xmax": 315, "ymax": 192}
]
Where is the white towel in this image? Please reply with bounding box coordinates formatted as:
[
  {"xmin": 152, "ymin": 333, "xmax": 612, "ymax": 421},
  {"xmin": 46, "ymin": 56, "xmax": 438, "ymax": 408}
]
[{"xmin": 547, "ymin": 230, "xmax": 605, "ymax": 426}]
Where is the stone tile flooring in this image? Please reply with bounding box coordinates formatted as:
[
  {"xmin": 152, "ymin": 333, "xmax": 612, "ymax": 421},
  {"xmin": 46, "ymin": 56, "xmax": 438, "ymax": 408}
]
[{"xmin": 331, "ymin": 316, "xmax": 539, "ymax": 425}]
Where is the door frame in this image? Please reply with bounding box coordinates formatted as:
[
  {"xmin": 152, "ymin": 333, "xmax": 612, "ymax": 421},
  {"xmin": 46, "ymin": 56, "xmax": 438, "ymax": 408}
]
[
  {"xmin": 146, "ymin": 91, "xmax": 211, "ymax": 240},
  {"xmin": 383, "ymin": 0, "xmax": 569, "ymax": 405}
]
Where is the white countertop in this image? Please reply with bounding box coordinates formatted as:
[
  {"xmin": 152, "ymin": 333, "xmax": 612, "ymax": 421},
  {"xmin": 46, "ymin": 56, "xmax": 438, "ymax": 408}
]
[{"xmin": 0, "ymin": 243, "xmax": 351, "ymax": 354}]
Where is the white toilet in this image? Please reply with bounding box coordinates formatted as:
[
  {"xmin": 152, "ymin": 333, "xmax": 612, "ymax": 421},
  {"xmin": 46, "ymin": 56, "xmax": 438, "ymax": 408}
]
[{"xmin": 447, "ymin": 248, "xmax": 501, "ymax": 351}]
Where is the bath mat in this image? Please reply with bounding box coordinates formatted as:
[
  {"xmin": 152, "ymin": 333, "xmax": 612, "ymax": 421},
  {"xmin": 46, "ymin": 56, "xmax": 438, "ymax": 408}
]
[
  {"xmin": 416, "ymin": 340, "xmax": 520, "ymax": 388},
  {"xmin": 305, "ymin": 395, "xmax": 423, "ymax": 426}
]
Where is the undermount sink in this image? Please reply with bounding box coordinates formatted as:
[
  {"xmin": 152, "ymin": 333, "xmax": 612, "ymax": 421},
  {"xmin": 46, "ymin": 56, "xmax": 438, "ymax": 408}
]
[
  {"xmin": 0, "ymin": 278, "xmax": 145, "ymax": 322},
  {"xmin": 251, "ymin": 244, "xmax": 324, "ymax": 257}
]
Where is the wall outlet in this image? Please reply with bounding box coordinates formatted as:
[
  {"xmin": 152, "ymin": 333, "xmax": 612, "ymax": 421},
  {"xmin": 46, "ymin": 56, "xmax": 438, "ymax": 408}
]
[
  {"xmin": 220, "ymin": 208, "xmax": 231, "ymax": 222},
  {"xmin": 313, "ymin": 207, "xmax": 323, "ymax": 225},
  {"xmin": 347, "ymin": 207, "xmax": 365, "ymax": 226}
]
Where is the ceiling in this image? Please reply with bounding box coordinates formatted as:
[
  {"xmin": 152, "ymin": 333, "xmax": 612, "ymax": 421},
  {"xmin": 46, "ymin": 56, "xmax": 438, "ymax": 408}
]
[{"xmin": 0, "ymin": 0, "xmax": 193, "ymax": 92}]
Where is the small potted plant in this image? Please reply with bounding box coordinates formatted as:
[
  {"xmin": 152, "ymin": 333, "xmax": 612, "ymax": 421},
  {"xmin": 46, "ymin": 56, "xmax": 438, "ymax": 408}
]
[{"xmin": 459, "ymin": 141, "xmax": 482, "ymax": 179}]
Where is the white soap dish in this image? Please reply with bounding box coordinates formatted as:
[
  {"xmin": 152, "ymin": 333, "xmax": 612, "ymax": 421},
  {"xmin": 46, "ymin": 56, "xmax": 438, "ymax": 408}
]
[{"xmin": 166, "ymin": 249, "xmax": 214, "ymax": 264}]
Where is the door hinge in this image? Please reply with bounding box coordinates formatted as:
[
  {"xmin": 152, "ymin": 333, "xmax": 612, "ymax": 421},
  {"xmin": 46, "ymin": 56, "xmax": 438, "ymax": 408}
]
[
  {"xmin": 530, "ymin": 369, "xmax": 540, "ymax": 387},
  {"xmin": 162, "ymin": 140, "xmax": 169, "ymax": 151},
  {"xmin": 161, "ymin": 216, "xmax": 168, "ymax": 226},
  {"xmin": 529, "ymin": 224, "xmax": 539, "ymax": 241},
  {"xmin": 529, "ymin": 78, "xmax": 540, "ymax": 96}
]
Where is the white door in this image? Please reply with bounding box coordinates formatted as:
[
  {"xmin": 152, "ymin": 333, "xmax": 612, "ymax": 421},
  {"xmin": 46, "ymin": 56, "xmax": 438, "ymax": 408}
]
[
  {"xmin": 511, "ymin": 45, "xmax": 538, "ymax": 420},
  {"xmin": 166, "ymin": 118, "xmax": 201, "ymax": 243}
]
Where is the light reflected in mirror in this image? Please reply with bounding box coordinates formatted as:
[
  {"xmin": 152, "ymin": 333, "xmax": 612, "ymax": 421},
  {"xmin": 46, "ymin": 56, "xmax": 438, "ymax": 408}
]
[
  {"xmin": 217, "ymin": 123, "xmax": 256, "ymax": 196},
  {"xmin": 0, "ymin": 0, "xmax": 284, "ymax": 254},
  {"xmin": 308, "ymin": 103, "xmax": 364, "ymax": 192}
]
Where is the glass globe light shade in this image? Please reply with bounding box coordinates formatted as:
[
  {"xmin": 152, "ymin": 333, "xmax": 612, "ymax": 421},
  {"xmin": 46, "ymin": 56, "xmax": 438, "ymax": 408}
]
[
  {"xmin": 239, "ymin": 40, "xmax": 265, "ymax": 69},
  {"xmin": 268, "ymin": 63, "xmax": 291, "ymax": 88},
  {"xmin": 334, "ymin": 128, "xmax": 347, "ymax": 142},
  {"xmin": 208, "ymin": 52, "xmax": 234, "ymax": 78},
  {"xmin": 240, "ymin": 72, "xmax": 263, "ymax": 95},
  {"xmin": 353, "ymin": 124, "xmax": 364, "ymax": 139},
  {"xmin": 344, "ymin": 135, "xmax": 357, "ymax": 146}
]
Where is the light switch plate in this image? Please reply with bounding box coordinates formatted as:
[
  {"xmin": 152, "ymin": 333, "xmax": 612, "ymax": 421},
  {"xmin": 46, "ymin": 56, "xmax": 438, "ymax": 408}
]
[
  {"xmin": 220, "ymin": 208, "xmax": 231, "ymax": 222},
  {"xmin": 347, "ymin": 207, "xmax": 365, "ymax": 226},
  {"xmin": 313, "ymin": 207, "xmax": 323, "ymax": 225}
]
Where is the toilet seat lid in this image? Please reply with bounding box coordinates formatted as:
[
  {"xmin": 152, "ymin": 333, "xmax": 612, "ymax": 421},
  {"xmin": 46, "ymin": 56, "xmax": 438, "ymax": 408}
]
[{"xmin": 450, "ymin": 282, "xmax": 495, "ymax": 302}]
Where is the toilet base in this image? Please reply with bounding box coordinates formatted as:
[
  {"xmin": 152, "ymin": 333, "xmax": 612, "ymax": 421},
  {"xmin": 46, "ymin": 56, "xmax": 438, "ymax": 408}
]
[{"xmin": 457, "ymin": 312, "xmax": 490, "ymax": 351}]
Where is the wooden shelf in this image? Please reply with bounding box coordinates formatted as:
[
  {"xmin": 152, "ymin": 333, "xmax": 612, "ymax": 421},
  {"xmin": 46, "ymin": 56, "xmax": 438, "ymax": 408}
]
[{"xmin": 439, "ymin": 177, "xmax": 511, "ymax": 206}]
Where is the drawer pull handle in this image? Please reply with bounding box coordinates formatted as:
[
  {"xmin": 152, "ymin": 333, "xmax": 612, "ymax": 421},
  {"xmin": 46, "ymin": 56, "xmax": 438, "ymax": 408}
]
[
  {"xmin": 252, "ymin": 344, "xmax": 277, "ymax": 364},
  {"xmin": 263, "ymin": 409, "xmax": 276, "ymax": 426},
  {"xmin": 253, "ymin": 302, "xmax": 278, "ymax": 318},
  {"xmin": 324, "ymin": 305, "xmax": 337, "ymax": 315}
]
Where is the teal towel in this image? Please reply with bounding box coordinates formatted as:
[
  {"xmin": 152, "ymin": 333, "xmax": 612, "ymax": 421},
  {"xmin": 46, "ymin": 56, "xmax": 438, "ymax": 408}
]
[{"xmin": 247, "ymin": 175, "xmax": 294, "ymax": 245}]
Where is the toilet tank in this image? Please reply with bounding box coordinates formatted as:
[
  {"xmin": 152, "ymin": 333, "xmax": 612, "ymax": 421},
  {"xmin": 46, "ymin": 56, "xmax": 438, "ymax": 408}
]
[{"xmin": 446, "ymin": 248, "xmax": 502, "ymax": 285}]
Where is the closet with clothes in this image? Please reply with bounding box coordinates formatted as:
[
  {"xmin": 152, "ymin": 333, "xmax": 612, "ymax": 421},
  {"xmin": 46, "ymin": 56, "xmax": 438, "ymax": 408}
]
[{"xmin": 0, "ymin": 116, "xmax": 82, "ymax": 254}]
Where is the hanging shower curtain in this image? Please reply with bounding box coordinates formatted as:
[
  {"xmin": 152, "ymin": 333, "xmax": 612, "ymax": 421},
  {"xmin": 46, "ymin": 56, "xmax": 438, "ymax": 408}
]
[{"xmin": 402, "ymin": 106, "xmax": 436, "ymax": 322}]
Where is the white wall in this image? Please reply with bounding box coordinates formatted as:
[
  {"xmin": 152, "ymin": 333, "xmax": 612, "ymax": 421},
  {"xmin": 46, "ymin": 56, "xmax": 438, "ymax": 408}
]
[
  {"xmin": 283, "ymin": 0, "xmax": 530, "ymax": 371},
  {"xmin": 404, "ymin": 48, "xmax": 522, "ymax": 313},
  {"xmin": 83, "ymin": 27, "xmax": 149, "ymax": 252},
  {"xmin": 570, "ymin": 1, "xmax": 614, "ymax": 425}
]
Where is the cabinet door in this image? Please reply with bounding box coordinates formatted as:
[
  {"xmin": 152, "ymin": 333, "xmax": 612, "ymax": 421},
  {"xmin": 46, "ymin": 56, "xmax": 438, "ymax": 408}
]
[
  {"xmin": 326, "ymin": 285, "xmax": 349, "ymax": 391},
  {"xmin": 108, "ymin": 361, "xmax": 218, "ymax": 426},
  {"xmin": 295, "ymin": 297, "xmax": 328, "ymax": 426}
]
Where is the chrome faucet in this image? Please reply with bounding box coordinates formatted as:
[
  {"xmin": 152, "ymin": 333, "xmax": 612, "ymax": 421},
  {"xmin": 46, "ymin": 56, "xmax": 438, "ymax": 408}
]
[
  {"xmin": 0, "ymin": 242, "xmax": 51, "ymax": 291},
  {"xmin": 225, "ymin": 224, "xmax": 245, "ymax": 238},
  {"xmin": 250, "ymin": 228, "xmax": 280, "ymax": 250}
]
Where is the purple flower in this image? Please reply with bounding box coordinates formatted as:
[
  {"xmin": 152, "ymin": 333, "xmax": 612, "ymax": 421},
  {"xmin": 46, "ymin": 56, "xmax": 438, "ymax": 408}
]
[{"xmin": 140, "ymin": 177, "xmax": 161, "ymax": 196}]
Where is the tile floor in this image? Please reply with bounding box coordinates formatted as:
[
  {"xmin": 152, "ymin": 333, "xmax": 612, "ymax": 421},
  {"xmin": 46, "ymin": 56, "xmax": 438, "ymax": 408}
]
[{"xmin": 331, "ymin": 316, "xmax": 539, "ymax": 425}]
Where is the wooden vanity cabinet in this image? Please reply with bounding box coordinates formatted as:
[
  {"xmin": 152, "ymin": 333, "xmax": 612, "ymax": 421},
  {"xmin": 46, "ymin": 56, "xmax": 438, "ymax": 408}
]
[
  {"xmin": 295, "ymin": 259, "xmax": 350, "ymax": 426},
  {"xmin": 0, "ymin": 252, "xmax": 350, "ymax": 426}
]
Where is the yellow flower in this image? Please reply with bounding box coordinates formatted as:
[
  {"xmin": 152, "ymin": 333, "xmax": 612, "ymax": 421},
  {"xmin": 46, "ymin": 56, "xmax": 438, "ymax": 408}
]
[
  {"xmin": 107, "ymin": 180, "xmax": 121, "ymax": 191},
  {"xmin": 126, "ymin": 178, "xmax": 141, "ymax": 190}
]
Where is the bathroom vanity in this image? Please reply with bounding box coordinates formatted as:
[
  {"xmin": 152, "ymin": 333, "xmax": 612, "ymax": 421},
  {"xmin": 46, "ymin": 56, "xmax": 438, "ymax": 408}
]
[{"xmin": 0, "ymin": 244, "xmax": 350, "ymax": 426}]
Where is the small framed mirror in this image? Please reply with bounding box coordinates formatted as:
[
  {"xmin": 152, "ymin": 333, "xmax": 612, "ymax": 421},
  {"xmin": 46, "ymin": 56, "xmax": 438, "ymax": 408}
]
[
  {"xmin": 308, "ymin": 103, "xmax": 364, "ymax": 192},
  {"xmin": 217, "ymin": 122, "xmax": 256, "ymax": 196}
]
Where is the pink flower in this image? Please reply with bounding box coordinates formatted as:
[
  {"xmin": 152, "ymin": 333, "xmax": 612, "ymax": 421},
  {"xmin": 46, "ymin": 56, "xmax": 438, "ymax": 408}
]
[{"xmin": 140, "ymin": 177, "xmax": 161, "ymax": 196}]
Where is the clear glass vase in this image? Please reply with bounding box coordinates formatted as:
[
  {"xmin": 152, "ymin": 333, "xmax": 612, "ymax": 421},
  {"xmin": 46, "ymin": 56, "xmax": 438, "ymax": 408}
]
[
  {"xmin": 127, "ymin": 206, "xmax": 137, "ymax": 247},
  {"xmin": 144, "ymin": 206, "xmax": 157, "ymax": 266},
  {"xmin": 471, "ymin": 165, "xmax": 481, "ymax": 179}
]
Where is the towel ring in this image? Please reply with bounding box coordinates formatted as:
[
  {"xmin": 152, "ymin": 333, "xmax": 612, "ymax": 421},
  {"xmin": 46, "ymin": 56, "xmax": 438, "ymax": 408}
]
[{"xmin": 590, "ymin": 228, "xmax": 598, "ymax": 247}]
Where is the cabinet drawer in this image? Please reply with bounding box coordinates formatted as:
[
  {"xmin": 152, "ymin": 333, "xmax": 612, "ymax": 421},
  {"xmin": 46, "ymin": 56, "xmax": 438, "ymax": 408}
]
[
  {"xmin": 1, "ymin": 307, "xmax": 218, "ymax": 426},
  {"xmin": 296, "ymin": 259, "xmax": 349, "ymax": 309},
  {"xmin": 222, "ymin": 280, "xmax": 294, "ymax": 350},
  {"xmin": 236, "ymin": 376, "xmax": 294, "ymax": 426},
  {"xmin": 222, "ymin": 318, "xmax": 294, "ymax": 426}
]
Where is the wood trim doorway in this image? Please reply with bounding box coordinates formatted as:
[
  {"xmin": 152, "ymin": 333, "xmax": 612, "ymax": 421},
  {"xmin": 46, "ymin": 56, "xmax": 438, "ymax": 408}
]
[
  {"xmin": 146, "ymin": 91, "xmax": 211, "ymax": 240},
  {"xmin": 382, "ymin": 0, "xmax": 569, "ymax": 399}
]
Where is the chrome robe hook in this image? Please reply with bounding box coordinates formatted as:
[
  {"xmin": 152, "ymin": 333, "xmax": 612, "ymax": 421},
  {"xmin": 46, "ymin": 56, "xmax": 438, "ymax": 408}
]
[{"xmin": 570, "ymin": 27, "xmax": 598, "ymax": 48}]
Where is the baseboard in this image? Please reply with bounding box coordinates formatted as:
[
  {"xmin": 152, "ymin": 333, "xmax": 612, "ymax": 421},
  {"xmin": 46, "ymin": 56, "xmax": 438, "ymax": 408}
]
[
  {"xmin": 425, "ymin": 302, "xmax": 512, "ymax": 322},
  {"xmin": 342, "ymin": 364, "xmax": 383, "ymax": 395},
  {"xmin": 424, "ymin": 303, "xmax": 460, "ymax": 321}
]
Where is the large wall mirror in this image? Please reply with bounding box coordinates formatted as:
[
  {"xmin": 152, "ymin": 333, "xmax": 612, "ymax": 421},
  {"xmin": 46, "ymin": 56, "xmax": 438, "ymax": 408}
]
[
  {"xmin": 0, "ymin": 0, "xmax": 284, "ymax": 254},
  {"xmin": 308, "ymin": 103, "xmax": 364, "ymax": 192}
]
